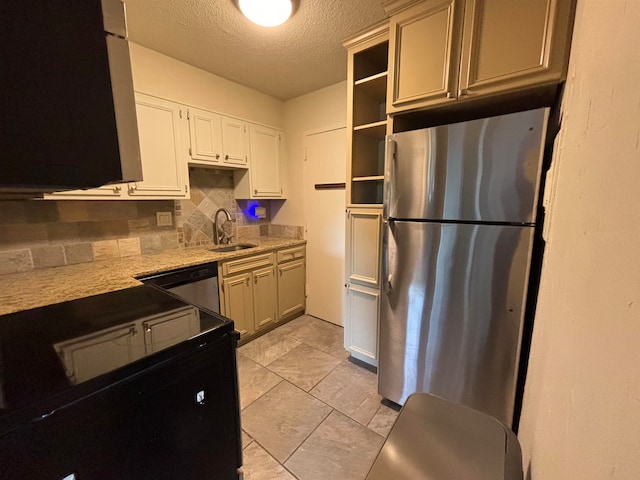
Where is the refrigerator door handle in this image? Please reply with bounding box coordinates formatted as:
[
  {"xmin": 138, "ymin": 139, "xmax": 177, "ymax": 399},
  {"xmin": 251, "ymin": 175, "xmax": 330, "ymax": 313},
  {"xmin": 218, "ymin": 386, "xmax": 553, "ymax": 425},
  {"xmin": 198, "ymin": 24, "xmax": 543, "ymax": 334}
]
[
  {"xmin": 383, "ymin": 138, "xmax": 397, "ymax": 219},
  {"xmin": 382, "ymin": 219, "xmax": 393, "ymax": 293}
]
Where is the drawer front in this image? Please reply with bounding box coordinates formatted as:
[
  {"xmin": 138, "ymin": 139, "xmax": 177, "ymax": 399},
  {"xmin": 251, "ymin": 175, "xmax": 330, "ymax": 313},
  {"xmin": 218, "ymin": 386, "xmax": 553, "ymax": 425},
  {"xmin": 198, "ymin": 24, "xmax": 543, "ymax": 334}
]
[
  {"xmin": 277, "ymin": 246, "xmax": 306, "ymax": 263},
  {"xmin": 222, "ymin": 252, "xmax": 275, "ymax": 276}
]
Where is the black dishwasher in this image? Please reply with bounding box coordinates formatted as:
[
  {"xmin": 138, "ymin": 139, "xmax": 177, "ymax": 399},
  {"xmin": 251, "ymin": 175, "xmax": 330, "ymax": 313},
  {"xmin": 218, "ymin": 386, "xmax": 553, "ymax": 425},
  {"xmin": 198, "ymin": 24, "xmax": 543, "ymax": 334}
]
[{"xmin": 0, "ymin": 286, "xmax": 241, "ymax": 480}]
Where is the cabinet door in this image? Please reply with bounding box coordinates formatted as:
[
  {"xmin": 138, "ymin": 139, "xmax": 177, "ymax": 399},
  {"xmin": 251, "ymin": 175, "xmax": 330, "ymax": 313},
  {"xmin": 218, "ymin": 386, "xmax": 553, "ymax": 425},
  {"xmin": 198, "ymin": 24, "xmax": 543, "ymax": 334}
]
[
  {"xmin": 221, "ymin": 116, "xmax": 249, "ymax": 167},
  {"xmin": 388, "ymin": 0, "xmax": 465, "ymax": 112},
  {"xmin": 222, "ymin": 273, "xmax": 254, "ymax": 337},
  {"xmin": 459, "ymin": 0, "xmax": 574, "ymax": 97},
  {"xmin": 277, "ymin": 259, "xmax": 306, "ymax": 320},
  {"xmin": 44, "ymin": 184, "xmax": 125, "ymax": 200},
  {"xmin": 129, "ymin": 94, "xmax": 189, "ymax": 198},
  {"xmin": 252, "ymin": 265, "xmax": 277, "ymax": 331},
  {"xmin": 344, "ymin": 283, "xmax": 379, "ymax": 366},
  {"xmin": 346, "ymin": 208, "xmax": 382, "ymax": 287},
  {"xmin": 249, "ymin": 125, "xmax": 282, "ymax": 197},
  {"xmin": 188, "ymin": 107, "xmax": 223, "ymax": 164}
]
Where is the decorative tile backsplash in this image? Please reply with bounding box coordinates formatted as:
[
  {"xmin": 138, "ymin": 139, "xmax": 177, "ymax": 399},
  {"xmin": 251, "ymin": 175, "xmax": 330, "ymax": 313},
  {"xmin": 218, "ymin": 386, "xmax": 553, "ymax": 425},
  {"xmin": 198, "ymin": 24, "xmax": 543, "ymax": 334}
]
[{"xmin": 0, "ymin": 167, "xmax": 303, "ymax": 274}]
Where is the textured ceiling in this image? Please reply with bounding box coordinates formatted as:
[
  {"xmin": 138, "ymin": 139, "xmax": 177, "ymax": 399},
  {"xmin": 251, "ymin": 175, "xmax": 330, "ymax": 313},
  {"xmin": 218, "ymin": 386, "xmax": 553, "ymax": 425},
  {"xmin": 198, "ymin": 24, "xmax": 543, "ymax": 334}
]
[{"xmin": 126, "ymin": 0, "xmax": 388, "ymax": 101}]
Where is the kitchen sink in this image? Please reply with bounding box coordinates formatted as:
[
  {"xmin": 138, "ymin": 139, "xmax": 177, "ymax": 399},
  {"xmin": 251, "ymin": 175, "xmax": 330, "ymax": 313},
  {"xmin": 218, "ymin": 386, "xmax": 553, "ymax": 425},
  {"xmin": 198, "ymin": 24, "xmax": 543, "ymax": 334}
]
[{"xmin": 208, "ymin": 243, "xmax": 257, "ymax": 253}]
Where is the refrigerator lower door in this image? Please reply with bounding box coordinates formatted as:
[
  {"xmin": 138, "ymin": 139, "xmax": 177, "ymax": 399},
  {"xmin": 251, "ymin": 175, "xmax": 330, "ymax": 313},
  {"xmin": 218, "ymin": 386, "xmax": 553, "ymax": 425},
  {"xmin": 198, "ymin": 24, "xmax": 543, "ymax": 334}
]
[{"xmin": 379, "ymin": 221, "xmax": 534, "ymax": 426}]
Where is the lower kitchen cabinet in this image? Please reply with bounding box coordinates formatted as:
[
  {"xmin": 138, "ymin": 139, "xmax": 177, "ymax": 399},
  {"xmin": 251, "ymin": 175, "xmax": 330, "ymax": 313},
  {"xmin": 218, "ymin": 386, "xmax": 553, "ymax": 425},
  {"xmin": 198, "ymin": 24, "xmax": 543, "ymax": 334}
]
[
  {"xmin": 221, "ymin": 273, "xmax": 254, "ymax": 337},
  {"xmin": 219, "ymin": 245, "xmax": 306, "ymax": 340},
  {"xmin": 251, "ymin": 265, "xmax": 278, "ymax": 330},
  {"xmin": 220, "ymin": 252, "xmax": 278, "ymax": 338},
  {"xmin": 344, "ymin": 283, "xmax": 380, "ymax": 366},
  {"xmin": 277, "ymin": 258, "xmax": 305, "ymax": 320},
  {"xmin": 344, "ymin": 207, "xmax": 382, "ymax": 367}
]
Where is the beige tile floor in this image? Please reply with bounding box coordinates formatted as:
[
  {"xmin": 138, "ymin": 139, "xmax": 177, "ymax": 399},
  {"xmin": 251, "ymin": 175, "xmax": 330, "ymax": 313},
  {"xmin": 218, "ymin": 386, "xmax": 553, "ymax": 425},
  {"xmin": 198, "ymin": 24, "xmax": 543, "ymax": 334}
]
[{"xmin": 237, "ymin": 315, "xmax": 399, "ymax": 480}]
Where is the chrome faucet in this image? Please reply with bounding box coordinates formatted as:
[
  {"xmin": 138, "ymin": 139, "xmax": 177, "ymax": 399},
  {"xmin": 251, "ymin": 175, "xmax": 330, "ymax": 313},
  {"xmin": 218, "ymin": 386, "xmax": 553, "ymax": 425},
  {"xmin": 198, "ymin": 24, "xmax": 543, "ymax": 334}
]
[{"xmin": 213, "ymin": 208, "xmax": 234, "ymax": 245}]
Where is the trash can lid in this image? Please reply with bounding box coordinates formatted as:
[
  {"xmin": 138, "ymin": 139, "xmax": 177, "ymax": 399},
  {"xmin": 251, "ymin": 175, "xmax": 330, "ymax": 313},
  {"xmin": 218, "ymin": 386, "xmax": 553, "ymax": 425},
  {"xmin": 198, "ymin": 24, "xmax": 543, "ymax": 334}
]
[{"xmin": 366, "ymin": 393, "xmax": 522, "ymax": 480}]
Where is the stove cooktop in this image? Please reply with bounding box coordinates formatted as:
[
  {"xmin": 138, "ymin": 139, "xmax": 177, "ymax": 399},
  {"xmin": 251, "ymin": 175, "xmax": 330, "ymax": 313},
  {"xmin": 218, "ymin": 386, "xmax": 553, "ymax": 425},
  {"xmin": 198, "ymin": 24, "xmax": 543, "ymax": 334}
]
[{"xmin": 0, "ymin": 285, "xmax": 233, "ymax": 431}]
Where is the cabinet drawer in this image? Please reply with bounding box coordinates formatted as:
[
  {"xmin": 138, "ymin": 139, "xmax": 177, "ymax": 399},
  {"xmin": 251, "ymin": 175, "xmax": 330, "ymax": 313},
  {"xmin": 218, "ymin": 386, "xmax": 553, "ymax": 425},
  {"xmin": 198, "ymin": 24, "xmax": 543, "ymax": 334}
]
[
  {"xmin": 221, "ymin": 252, "xmax": 275, "ymax": 277},
  {"xmin": 277, "ymin": 246, "xmax": 306, "ymax": 263}
]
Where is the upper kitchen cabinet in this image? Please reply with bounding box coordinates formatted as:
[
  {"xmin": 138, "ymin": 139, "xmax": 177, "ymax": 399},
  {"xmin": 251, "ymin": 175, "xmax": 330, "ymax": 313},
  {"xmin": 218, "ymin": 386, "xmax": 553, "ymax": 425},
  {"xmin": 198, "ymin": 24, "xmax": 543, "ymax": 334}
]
[
  {"xmin": 234, "ymin": 125, "xmax": 286, "ymax": 199},
  {"xmin": 46, "ymin": 93, "xmax": 190, "ymax": 200},
  {"xmin": 458, "ymin": 0, "xmax": 575, "ymax": 98},
  {"xmin": 387, "ymin": 0, "xmax": 576, "ymax": 113},
  {"xmin": 128, "ymin": 93, "xmax": 190, "ymax": 199},
  {"xmin": 387, "ymin": 0, "xmax": 464, "ymax": 113},
  {"xmin": 187, "ymin": 108, "xmax": 249, "ymax": 168}
]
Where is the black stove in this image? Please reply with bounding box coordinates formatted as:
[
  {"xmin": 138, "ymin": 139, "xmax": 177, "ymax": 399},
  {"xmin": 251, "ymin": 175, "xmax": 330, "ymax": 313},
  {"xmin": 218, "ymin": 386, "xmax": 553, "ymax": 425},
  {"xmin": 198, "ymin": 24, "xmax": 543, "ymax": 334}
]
[{"xmin": 0, "ymin": 285, "xmax": 241, "ymax": 479}]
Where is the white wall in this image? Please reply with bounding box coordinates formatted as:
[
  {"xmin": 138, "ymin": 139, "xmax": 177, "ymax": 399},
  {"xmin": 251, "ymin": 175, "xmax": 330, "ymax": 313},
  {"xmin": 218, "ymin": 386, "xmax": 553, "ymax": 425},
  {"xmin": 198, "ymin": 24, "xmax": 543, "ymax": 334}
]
[
  {"xmin": 276, "ymin": 82, "xmax": 348, "ymax": 226},
  {"xmin": 129, "ymin": 43, "xmax": 284, "ymax": 128},
  {"xmin": 518, "ymin": 2, "xmax": 640, "ymax": 479}
]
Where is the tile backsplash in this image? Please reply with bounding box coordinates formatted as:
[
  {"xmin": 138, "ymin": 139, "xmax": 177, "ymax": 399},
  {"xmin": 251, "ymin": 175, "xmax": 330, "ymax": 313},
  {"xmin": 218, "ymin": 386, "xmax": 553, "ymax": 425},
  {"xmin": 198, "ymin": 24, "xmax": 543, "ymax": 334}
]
[{"xmin": 0, "ymin": 167, "xmax": 303, "ymax": 274}]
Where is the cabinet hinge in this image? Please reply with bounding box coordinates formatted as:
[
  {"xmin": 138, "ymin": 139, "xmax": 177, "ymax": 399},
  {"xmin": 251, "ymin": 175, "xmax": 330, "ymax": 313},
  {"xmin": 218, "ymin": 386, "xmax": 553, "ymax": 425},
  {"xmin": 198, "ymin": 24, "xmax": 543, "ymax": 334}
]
[
  {"xmin": 186, "ymin": 109, "xmax": 190, "ymax": 120},
  {"xmin": 221, "ymin": 282, "xmax": 224, "ymax": 293}
]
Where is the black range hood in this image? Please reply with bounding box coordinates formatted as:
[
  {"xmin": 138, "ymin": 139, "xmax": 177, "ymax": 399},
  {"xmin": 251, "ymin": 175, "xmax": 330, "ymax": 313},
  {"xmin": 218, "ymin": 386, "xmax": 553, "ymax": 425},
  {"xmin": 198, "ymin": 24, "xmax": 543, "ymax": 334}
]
[{"xmin": 0, "ymin": 0, "xmax": 142, "ymax": 199}]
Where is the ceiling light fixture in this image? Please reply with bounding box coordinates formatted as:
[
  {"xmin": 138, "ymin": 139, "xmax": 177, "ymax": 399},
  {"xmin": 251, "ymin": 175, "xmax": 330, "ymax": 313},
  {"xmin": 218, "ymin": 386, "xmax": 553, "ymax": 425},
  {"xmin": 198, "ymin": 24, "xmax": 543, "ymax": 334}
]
[{"xmin": 236, "ymin": 0, "xmax": 297, "ymax": 27}]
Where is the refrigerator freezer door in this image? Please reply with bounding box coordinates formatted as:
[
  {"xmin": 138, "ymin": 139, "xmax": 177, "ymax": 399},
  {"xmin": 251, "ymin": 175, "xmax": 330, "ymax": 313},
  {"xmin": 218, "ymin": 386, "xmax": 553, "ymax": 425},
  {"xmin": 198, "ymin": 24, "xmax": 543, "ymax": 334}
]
[
  {"xmin": 385, "ymin": 108, "xmax": 548, "ymax": 224},
  {"xmin": 379, "ymin": 221, "xmax": 534, "ymax": 426}
]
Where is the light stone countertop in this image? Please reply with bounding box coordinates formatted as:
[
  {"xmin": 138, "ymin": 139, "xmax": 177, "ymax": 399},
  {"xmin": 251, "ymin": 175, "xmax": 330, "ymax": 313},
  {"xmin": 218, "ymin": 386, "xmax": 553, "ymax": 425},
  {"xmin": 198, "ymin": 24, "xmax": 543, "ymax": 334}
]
[{"xmin": 0, "ymin": 237, "xmax": 305, "ymax": 317}]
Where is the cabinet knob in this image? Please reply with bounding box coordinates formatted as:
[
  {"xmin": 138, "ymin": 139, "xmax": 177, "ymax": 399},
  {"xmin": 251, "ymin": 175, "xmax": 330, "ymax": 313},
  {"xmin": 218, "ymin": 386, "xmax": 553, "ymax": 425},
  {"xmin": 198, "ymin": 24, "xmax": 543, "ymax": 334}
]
[
  {"xmin": 215, "ymin": 154, "xmax": 220, "ymax": 159},
  {"xmin": 254, "ymin": 189, "xmax": 258, "ymax": 195},
  {"xmin": 225, "ymin": 154, "xmax": 229, "ymax": 160}
]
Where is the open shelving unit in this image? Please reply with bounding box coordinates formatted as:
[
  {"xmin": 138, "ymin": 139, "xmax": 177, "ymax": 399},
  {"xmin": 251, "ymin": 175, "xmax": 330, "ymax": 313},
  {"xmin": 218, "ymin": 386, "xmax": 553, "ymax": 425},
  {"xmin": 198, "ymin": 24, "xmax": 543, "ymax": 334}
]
[{"xmin": 346, "ymin": 26, "xmax": 390, "ymax": 206}]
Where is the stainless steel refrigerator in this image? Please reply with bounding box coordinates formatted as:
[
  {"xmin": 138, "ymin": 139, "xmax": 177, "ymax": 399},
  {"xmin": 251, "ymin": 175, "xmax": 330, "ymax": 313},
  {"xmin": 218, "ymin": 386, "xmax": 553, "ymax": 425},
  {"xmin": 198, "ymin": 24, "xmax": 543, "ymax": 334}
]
[{"xmin": 379, "ymin": 108, "xmax": 549, "ymax": 427}]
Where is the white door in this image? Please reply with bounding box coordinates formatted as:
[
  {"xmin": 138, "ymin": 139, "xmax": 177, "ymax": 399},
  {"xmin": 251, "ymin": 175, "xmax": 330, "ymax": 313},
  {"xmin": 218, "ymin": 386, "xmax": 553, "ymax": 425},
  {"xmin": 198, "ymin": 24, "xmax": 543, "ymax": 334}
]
[{"xmin": 303, "ymin": 127, "xmax": 346, "ymax": 326}]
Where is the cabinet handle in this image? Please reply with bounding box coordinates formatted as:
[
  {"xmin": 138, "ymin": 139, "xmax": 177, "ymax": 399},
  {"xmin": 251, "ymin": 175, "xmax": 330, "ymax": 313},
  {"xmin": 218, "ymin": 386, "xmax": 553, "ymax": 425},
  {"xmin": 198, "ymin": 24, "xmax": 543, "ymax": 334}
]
[
  {"xmin": 254, "ymin": 189, "xmax": 258, "ymax": 195},
  {"xmin": 113, "ymin": 185, "xmax": 121, "ymax": 193},
  {"xmin": 279, "ymin": 270, "xmax": 283, "ymax": 276},
  {"xmin": 128, "ymin": 183, "xmax": 137, "ymax": 194},
  {"xmin": 246, "ymin": 277, "xmax": 250, "ymax": 286},
  {"xmin": 225, "ymin": 154, "xmax": 229, "ymax": 160},
  {"xmin": 254, "ymin": 276, "xmax": 258, "ymax": 284},
  {"xmin": 215, "ymin": 154, "xmax": 220, "ymax": 159}
]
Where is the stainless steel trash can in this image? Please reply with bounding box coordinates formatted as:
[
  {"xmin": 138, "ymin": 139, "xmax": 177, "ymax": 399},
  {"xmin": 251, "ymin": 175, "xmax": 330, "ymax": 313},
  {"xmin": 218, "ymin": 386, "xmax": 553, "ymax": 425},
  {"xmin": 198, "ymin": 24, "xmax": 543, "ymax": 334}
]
[{"xmin": 366, "ymin": 393, "xmax": 523, "ymax": 480}]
